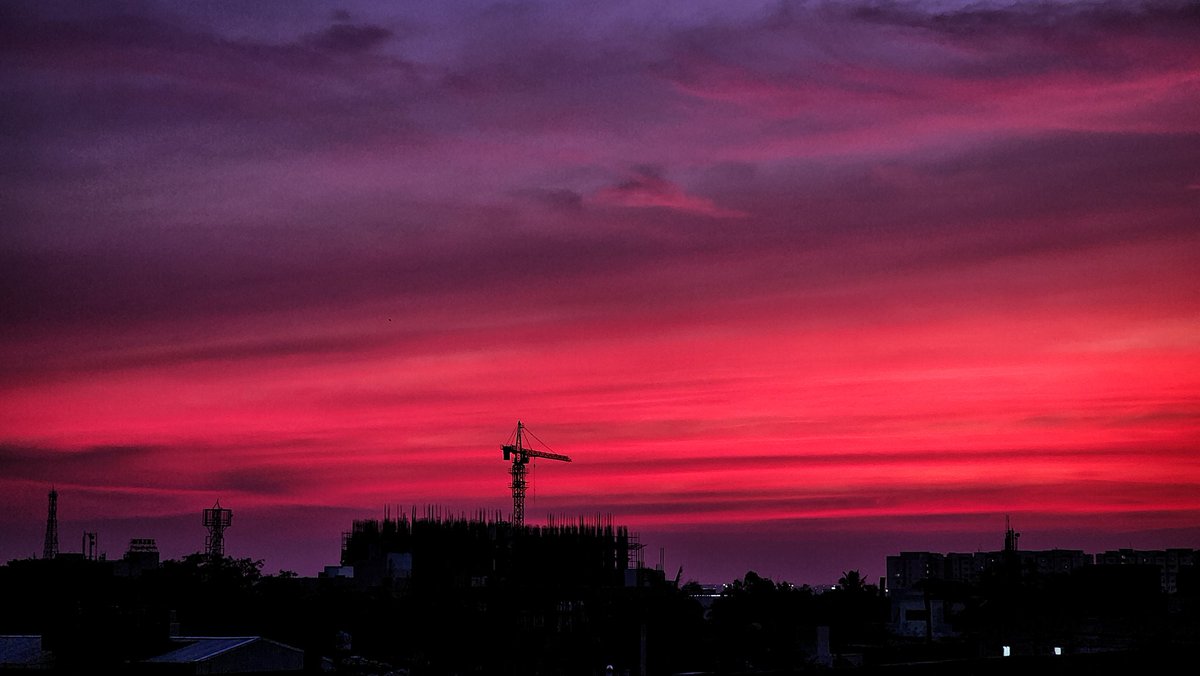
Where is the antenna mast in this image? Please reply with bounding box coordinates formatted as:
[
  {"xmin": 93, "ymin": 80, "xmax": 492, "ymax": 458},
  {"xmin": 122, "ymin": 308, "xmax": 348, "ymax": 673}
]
[
  {"xmin": 42, "ymin": 488, "xmax": 59, "ymax": 560},
  {"xmin": 202, "ymin": 500, "xmax": 233, "ymax": 558}
]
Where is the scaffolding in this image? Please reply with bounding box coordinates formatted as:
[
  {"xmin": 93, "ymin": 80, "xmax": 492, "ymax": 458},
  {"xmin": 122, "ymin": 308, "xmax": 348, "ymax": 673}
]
[{"xmin": 341, "ymin": 508, "xmax": 638, "ymax": 589}]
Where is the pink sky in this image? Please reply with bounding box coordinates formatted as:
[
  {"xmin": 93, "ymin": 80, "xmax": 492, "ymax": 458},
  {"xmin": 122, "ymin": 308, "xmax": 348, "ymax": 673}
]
[{"xmin": 2, "ymin": 0, "xmax": 1198, "ymax": 584}]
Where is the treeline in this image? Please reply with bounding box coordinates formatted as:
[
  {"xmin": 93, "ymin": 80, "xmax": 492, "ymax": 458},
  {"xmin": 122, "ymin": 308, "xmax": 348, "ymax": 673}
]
[{"xmin": 700, "ymin": 570, "xmax": 888, "ymax": 671}]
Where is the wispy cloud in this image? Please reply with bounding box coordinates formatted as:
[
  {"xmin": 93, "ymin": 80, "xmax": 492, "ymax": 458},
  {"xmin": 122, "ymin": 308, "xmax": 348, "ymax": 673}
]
[{"xmin": 590, "ymin": 166, "xmax": 747, "ymax": 217}]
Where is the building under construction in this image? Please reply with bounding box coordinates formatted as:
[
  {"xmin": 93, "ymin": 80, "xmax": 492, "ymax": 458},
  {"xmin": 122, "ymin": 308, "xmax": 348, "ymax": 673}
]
[
  {"xmin": 340, "ymin": 508, "xmax": 646, "ymax": 590},
  {"xmin": 336, "ymin": 509, "xmax": 672, "ymax": 675}
]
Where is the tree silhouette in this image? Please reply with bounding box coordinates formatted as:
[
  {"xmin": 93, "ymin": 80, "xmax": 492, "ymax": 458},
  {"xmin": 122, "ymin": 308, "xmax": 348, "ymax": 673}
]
[
  {"xmin": 708, "ymin": 571, "xmax": 818, "ymax": 671},
  {"xmin": 838, "ymin": 569, "xmax": 866, "ymax": 594},
  {"xmin": 823, "ymin": 569, "xmax": 886, "ymax": 652}
]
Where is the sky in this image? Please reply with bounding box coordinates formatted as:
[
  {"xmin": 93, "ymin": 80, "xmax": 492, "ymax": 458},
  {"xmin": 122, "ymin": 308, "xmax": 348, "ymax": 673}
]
[{"xmin": 2, "ymin": 0, "xmax": 1198, "ymax": 586}]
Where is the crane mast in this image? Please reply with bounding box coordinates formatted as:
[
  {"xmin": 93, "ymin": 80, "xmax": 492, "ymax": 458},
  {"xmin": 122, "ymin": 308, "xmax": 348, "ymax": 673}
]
[{"xmin": 502, "ymin": 421, "xmax": 571, "ymax": 527}]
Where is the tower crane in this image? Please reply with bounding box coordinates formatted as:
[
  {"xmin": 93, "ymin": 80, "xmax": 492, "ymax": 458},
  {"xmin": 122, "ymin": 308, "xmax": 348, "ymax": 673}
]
[{"xmin": 502, "ymin": 421, "xmax": 570, "ymax": 527}]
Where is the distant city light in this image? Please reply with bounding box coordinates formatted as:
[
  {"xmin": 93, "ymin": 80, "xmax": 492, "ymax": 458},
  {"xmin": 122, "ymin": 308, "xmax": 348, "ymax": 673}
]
[
  {"xmin": 1002, "ymin": 646, "xmax": 1011, "ymax": 657},
  {"xmin": 1054, "ymin": 647, "xmax": 1062, "ymax": 656}
]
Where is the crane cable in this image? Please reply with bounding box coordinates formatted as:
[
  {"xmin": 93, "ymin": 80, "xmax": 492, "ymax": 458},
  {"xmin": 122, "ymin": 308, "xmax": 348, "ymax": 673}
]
[
  {"xmin": 503, "ymin": 422, "xmax": 558, "ymax": 455},
  {"xmin": 522, "ymin": 425, "xmax": 557, "ymax": 455}
]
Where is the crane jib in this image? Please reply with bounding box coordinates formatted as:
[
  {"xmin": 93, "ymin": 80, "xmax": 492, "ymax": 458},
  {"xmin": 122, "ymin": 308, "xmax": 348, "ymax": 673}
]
[{"xmin": 501, "ymin": 445, "xmax": 571, "ymax": 463}]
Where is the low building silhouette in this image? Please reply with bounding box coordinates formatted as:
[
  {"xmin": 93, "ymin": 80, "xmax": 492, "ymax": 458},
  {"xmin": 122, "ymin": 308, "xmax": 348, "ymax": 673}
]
[
  {"xmin": 882, "ymin": 524, "xmax": 1197, "ymax": 661},
  {"xmin": 114, "ymin": 539, "xmax": 161, "ymax": 578},
  {"xmin": 0, "ymin": 635, "xmax": 53, "ymax": 671},
  {"xmin": 886, "ymin": 548, "xmax": 1094, "ymax": 594},
  {"xmin": 1097, "ymin": 548, "xmax": 1196, "ymax": 593},
  {"xmin": 136, "ymin": 636, "xmax": 304, "ymax": 675}
]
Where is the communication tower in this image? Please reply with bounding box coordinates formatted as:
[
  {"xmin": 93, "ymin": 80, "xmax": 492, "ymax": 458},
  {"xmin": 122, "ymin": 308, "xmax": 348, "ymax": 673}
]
[
  {"xmin": 202, "ymin": 500, "xmax": 233, "ymax": 558},
  {"xmin": 42, "ymin": 488, "xmax": 59, "ymax": 560},
  {"xmin": 1004, "ymin": 515, "xmax": 1020, "ymax": 553}
]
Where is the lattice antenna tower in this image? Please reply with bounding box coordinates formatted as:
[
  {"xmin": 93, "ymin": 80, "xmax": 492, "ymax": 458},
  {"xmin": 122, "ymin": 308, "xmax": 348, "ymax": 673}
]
[
  {"xmin": 202, "ymin": 500, "xmax": 233, "ymax": 558},
  {"xmin": 42, "ymin": 488, "xmax": 59, "ymax": 560}
]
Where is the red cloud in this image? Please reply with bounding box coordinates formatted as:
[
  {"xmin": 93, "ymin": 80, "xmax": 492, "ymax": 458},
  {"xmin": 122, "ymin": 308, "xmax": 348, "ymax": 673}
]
[{"xmin": 590, "ymin": 167, "xmax": 747, "ymax": 218}]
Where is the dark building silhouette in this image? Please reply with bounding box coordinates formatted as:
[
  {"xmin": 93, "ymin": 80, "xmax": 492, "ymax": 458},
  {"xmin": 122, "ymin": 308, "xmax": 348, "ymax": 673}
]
[
  {"xmin": 137, "ymin": 635, "xmax": 304, "ymax": 674},
  {"xmin": 1096, "ymin": 548, "xmax": 1197, "ymax": 594},
  {"xmin": 81, "ymin": 532, "xmax": 98, "ymax": 562},
  {"xmin": 3, "ymin": 503, "xmax": 1196, "ymax": 675},
  {"xmin": 0, "ymin": 634, "xmax": 54, "ymax": 670},
  {"xmin": 339, "ymin": 509, "xmax": 641, "ymax": 589},
  {"xmin": 114, "ymin": 539, "xmax": 161, "ymax": 578},
  {"xmin": 887, "ymin": 548, "xmax": 1094, "ymax": 593},
  {"xmin": 883, "ymin": 520, "xmax": 1199, "ymax": 663},
  {"xmin": 887, "ymin": 544, "xmax": 1196, "ymax": 597},
  {"xmin": 327, "ymin": 510, "xmax": 698, "ymax": 675}
]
